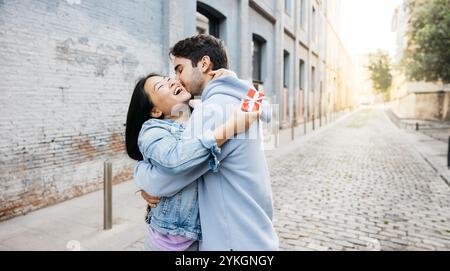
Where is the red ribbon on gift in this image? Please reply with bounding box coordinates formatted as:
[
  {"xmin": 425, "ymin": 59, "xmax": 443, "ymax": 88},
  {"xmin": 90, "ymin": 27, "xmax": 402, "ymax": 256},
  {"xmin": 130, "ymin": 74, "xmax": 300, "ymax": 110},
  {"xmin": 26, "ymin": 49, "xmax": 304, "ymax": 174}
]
[{"xmin": 241, "ymin": 88, "xmax": 265, "ymax": 112}]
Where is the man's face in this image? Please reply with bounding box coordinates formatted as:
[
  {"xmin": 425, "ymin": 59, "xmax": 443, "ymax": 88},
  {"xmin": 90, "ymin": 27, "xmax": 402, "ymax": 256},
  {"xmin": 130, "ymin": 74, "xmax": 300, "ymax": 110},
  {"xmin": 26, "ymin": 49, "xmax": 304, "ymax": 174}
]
[{"xmin": 173, "ymin": 56, "xmax": 205, "ymax": 97}]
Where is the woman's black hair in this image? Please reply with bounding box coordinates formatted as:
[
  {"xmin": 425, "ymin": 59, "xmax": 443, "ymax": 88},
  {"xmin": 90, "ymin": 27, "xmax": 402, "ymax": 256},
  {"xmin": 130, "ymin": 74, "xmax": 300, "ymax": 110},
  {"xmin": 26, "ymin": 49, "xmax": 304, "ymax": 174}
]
[{"xmin": 125, "ymin": 73, "xmax": 163, "ymax": 161}]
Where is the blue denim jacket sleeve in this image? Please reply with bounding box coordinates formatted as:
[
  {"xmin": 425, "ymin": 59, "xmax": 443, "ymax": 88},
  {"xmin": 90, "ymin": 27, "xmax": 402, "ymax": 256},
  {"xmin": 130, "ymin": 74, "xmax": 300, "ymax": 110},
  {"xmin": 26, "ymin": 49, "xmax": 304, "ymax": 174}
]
[
  {"xmin": 134, "ymin": 160, "xmax": 210, "ymax": 197},
  {"xmin": 138, "ymin": 120, "xmax": 221, "ymax": 174}
]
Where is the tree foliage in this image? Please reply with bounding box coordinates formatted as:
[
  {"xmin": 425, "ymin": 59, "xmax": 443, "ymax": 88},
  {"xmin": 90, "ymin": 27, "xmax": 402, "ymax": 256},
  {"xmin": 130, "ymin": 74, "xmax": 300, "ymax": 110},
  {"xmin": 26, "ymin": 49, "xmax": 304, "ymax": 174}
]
[
  {"xmin": 402, "ymin": 0, "xmax": 450, "ymax": 83},
  {"xmin": 367, "ymin": 50, "xmax": 392, "ymax": 95}
]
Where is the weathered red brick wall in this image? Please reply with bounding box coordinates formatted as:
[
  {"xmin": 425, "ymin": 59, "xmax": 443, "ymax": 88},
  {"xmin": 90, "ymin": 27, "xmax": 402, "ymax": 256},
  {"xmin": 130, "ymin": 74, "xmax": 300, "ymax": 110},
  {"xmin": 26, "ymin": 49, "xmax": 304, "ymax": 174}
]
[{"xmin": 0, "ymin": 0, "xmax": 167, "ymax": 220}]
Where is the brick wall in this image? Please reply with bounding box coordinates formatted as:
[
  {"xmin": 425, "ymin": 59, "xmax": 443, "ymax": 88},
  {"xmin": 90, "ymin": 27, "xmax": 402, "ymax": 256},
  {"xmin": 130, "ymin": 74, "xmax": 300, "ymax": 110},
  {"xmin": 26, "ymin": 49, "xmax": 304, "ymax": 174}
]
[{"xmin": 0, "ymin": 0, "xmax": 168, "ymax": 220}]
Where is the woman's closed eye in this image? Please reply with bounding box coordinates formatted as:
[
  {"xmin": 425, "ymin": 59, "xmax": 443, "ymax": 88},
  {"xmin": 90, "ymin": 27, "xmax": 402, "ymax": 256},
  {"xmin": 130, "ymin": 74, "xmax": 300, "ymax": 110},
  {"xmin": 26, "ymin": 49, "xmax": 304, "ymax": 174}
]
[{"xmin": 155, "ymin": 78, "xmax": 170, "ymax": 92}]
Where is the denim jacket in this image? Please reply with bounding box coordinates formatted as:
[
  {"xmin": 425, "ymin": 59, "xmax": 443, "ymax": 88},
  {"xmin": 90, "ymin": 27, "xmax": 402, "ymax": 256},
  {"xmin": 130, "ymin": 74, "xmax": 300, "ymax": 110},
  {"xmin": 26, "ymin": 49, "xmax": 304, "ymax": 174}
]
[{"xmin": 137, "ymin": 118, "xmax": 220, "ymax": 241}]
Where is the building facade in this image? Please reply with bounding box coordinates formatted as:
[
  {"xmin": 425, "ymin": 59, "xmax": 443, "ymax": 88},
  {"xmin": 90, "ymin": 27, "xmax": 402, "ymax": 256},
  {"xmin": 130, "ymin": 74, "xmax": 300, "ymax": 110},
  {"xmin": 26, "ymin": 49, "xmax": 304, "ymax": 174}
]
[
  {"xmin": 391, "ymin": 2, "xmax": 450, "ymax": 121},
  {"xmin": 0, "ymin": 0, "xmax": 356, "ymax": 220}
]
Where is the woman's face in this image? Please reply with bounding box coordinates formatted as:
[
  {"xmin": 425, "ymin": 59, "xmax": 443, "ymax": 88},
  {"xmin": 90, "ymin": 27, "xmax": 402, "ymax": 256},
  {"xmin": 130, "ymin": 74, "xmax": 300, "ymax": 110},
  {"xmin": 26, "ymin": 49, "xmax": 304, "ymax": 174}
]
[{"xmin": 144, "ymin": 76, "xmax": 191, "ymax": 117}]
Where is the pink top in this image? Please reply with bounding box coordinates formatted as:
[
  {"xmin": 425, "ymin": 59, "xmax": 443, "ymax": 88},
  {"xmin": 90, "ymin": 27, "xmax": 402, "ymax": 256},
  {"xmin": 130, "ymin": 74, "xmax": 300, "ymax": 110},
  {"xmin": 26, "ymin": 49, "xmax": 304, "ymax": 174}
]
[{"xmin": 147, "ymin": 225, "xmax": 195, "ymax": 251}]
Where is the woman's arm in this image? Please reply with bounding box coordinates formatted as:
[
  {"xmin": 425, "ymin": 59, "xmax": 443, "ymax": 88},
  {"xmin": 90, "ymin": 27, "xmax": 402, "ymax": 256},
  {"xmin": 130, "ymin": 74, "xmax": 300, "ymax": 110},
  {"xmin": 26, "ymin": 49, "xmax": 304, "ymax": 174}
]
[
  {"xmin": 138, "ymin": 121, "xmax": 221, "ymax": 174},
  {"xmin": 134, "ymin": 160, "xmax": 210, "ymax": 197},
  {"xmin": 139, "ymin": 106, "xmax": 260, "ymax": 175},
  {"xmin": 135, "ymin": 94, "xmax": 265, "ymax": 197},
  {"xmin": 213, "ymin": 107, "xmax": 260, "ymax": 146}
]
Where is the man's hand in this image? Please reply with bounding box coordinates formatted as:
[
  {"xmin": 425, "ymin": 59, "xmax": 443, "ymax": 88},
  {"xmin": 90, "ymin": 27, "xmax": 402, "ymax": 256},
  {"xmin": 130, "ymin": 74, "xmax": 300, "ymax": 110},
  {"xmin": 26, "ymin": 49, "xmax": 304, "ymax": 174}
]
[
  {"xmin": 209, "ymin": 68, "xmax": 237, "ymax": 81},
  {"xmin": 140, "ymin": 190, "xmax": 160, "ymax": 208}
]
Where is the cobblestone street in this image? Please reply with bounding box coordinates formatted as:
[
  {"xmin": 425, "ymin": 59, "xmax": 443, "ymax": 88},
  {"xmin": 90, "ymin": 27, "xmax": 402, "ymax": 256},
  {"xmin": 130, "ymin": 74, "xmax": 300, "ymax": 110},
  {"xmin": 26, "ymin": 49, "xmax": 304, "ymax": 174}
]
[{"xmin": 270, "ymin": 107, "xmax": 450, "ymax": 251}]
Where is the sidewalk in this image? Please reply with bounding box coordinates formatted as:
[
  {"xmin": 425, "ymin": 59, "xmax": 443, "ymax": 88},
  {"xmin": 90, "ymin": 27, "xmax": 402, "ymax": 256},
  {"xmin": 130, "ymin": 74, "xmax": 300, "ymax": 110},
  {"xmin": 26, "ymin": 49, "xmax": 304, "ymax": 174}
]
[
  {"xmin": 0, "ymin": 107, "xmax": 387, "ymax": 251},
  {"xmin": 0, "ymin": 179, "xmax": 148, "ymax": 251},
  {"xmin": 386, "ymin": 108, "xmax": 450, "ymax": 143},
  {"xmin": 386, "ymin": 108, "xmax": 450, "ymax": 186},
  {"xmin": 404, "ymin": 130, "xmax": 450, "ymax": 186}
]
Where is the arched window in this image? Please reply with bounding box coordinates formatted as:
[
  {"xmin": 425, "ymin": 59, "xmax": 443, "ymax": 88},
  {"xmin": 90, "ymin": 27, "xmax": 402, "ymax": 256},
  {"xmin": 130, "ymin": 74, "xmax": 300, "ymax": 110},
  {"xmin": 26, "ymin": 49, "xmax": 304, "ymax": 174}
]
[{"xmin": 196, "ymin": 2, "xmax": 226, "ymax": 38}]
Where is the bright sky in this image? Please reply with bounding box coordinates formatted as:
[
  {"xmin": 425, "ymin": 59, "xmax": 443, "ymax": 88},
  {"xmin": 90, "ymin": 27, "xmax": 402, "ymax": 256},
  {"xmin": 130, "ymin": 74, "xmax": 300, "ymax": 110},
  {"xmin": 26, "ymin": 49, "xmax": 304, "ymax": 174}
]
[{"xmin": 340, "ymin": 0, "xmax": 403, "ymax": 60}]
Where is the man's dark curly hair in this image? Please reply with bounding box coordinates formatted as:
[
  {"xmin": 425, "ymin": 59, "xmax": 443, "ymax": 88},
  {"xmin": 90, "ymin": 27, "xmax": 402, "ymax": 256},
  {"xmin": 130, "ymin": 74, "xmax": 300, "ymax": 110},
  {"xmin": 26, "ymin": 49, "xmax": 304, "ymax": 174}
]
[{"xmin": 170, "ymin": 34, "xmax": 229, "ymax": 70}]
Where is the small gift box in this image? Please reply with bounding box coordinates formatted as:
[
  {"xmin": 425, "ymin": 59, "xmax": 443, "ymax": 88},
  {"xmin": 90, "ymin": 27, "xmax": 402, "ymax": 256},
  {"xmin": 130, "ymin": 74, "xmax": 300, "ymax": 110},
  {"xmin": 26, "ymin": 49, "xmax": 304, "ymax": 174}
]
[{"xmin": 241, "ymin": 89, "xmax": 265, "ymax": 112}]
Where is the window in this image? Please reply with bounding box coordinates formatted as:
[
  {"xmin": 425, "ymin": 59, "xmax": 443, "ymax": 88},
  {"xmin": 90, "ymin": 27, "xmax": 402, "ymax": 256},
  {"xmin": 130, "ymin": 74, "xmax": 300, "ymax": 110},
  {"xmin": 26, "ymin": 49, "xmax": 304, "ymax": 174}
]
[
  {"xmin": 300, "ymin": 0, "xmax": 306, "ymax": 28},
  {"xmin": 196, "ymin": 2, "xmax": 225, "ymax": 38},
  {"xmin": 285, "ymin": 0, "xmax": 291, "ymax": 15},
  {"xmin": 283, "ymin": 50, "xmax": 290, "ymax": 88},
  {"xmin": 312, "ymin": 7, "xmax": 316, "ymax": 43},
  {"xmin": 252, "ymin": 35, "xmax": 265, "ymax": 84},
  {"xmin": 317, "ymin": 12, "xmax": 321, "ymax": 43},
  {"xmin": 297, "ymin": 59, "xmax": 306, "ymax": 120},
  {"xmin": 299, "ymin": 59, "xmax": 305, "ymax": 90},
  {"xmin": 196, "ymin": 12, "xmax": 209, "ymax": 35},
  {"xmin": 310, "ymin": 66, "xmax": 316, "ymax": 119}
]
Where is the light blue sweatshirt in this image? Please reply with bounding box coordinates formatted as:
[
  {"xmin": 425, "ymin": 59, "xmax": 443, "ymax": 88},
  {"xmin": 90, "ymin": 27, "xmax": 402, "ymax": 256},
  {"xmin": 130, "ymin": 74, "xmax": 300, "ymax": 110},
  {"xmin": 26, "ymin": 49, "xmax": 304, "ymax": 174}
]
[{"xmin": 134, "ymin": 76, "xmax": 279, "ymax": 251}]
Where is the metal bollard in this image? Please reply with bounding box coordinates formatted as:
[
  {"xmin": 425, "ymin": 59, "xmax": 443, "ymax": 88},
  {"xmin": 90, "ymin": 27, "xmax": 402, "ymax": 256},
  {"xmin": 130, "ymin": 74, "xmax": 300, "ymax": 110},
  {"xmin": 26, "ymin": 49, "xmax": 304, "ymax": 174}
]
[
  {"xmin": 448, "ymin": 136, "xmax": 450, "ymax": 169},
  {"xmin": 274, "ymin": 120, "xmax": 279, "ymax": 148},
  {"xmin": 312, "ymin": 113, "xmax": 315, "ymax": 131},
  {"xmin": 104, "ymin": 161, "xmax": 112, "ymax": 230},
  {"xmin": 304, "ymin": 118, "xmax": 307, "ymax": 135},
  {"xmin": 291, "ymin": 118, "xmax": 295, "ymax": 141}
]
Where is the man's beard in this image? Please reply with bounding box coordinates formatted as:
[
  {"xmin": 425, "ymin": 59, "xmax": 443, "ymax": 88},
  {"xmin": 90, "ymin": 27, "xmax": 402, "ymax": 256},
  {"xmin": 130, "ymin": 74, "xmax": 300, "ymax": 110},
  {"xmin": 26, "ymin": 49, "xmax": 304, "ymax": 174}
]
[{"xmin": 189, "ymin": 70, "xmax": 204, "ymax": 97}]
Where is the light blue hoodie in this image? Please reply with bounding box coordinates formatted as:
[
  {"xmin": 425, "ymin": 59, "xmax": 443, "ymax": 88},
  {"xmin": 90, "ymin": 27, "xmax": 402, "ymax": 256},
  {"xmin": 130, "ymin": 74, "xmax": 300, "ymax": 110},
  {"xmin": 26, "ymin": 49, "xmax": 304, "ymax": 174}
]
[{"xmin": 134, "ymin": 76, "xmax": 279, "ymax": 251}]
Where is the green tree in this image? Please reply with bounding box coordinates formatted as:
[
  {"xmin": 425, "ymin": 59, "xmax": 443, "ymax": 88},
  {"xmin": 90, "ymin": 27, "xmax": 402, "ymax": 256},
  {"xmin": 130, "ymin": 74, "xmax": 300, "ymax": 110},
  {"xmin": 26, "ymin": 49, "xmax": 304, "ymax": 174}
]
[
  {"xmin": 402, "ymin": 0, "xmax": 450, "ymax": 83},
  {"xmin": 367, "ymin": 50, "xmax": 392, "ymax": 99}
]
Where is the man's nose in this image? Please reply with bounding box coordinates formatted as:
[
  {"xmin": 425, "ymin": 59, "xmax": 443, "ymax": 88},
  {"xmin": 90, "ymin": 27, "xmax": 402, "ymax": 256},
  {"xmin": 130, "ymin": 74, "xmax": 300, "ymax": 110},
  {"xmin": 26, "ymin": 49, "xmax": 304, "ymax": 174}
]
[{"xmin": 175, "ymin": 78, "xmax": 186, "ymax": 88}]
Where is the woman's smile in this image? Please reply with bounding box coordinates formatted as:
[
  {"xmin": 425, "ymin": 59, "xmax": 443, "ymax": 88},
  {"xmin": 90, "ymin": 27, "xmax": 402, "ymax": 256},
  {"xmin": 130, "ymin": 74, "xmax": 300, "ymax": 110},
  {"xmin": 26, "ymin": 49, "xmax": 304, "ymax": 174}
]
[{"xmin": 144, "ymin": 76, "xmax": 191, "ymax": 118}]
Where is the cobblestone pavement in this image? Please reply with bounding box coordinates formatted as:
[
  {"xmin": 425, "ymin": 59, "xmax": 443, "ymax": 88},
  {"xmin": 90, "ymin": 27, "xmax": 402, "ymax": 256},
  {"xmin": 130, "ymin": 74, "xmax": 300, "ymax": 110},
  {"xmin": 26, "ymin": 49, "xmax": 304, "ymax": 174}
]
[
  {"xmin": 270, "ymin": 108, "xmax": 450, "ymax": 251},
  {"xmin": 123, "ymin": 107, "xmax": 450, "ymax": 251}
]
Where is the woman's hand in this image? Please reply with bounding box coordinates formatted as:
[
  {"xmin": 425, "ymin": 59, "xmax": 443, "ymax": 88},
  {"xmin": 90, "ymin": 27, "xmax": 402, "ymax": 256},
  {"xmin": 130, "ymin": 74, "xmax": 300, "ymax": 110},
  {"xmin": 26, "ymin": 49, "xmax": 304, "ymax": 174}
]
[
  {"xmin": 213, "ymin": 106, "xmax": 261, "ymax": 147},
  {"xmin": 188, "ymin": 99, "xmax": 202, "ymax": 109},
  {"xmin": 140, "ymin": 190, "xmax": 160, "ymax": 208},
  {"xmin": 209, "ymin": 69, "xmax": 238, "ymax": 81}
]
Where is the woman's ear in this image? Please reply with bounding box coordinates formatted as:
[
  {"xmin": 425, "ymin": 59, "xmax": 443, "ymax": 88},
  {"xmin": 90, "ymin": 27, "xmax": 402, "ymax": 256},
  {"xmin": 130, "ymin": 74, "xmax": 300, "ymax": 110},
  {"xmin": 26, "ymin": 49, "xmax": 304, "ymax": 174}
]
[
  {"xmin": 200, "ymin": 56, "xmax": 212, "ymax": 73},
  {"xmin": 150, "ymin": 107, "xmax": 163, "ymax": 118}
]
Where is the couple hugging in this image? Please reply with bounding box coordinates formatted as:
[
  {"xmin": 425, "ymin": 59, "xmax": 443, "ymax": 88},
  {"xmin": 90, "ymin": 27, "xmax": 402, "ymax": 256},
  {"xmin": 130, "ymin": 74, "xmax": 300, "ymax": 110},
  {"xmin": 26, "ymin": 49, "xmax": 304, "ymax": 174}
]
[{"xmin": 125, "ymin": 34, "xmax": 279, "ymax": 251}]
